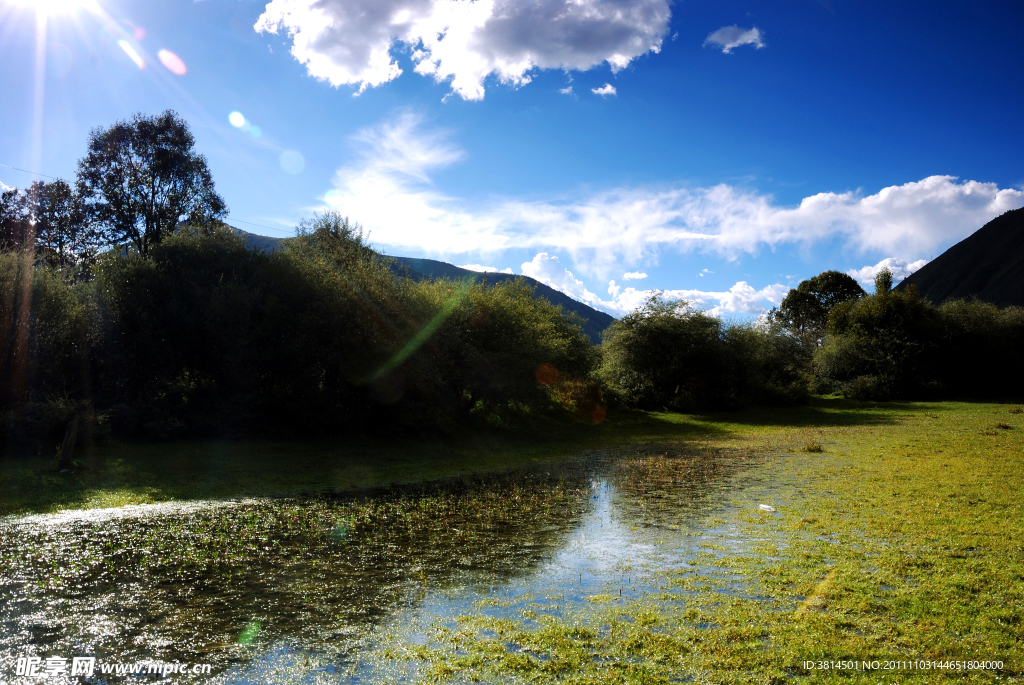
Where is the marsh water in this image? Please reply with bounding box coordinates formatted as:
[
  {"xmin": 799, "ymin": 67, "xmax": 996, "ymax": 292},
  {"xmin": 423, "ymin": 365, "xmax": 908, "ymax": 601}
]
[{"xmin": 1, "ymin": 447, "xmax": 776, "ymax": 683}]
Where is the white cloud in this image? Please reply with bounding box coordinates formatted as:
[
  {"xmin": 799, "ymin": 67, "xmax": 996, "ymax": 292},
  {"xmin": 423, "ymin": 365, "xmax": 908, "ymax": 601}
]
[
  {"xmin": 0, "ymin": 181, "xmax": 13, "ymax": 192},
  {"xmin": 460, "ymin": 263, "xmax": 513, "ymax": 274},
  {"xmin": 323, "ymin": 112, "xmax": 508, "ymax": 253},
  {"xmin": 848, "ymin": 257, "xmax": 929, "ymax": 286},
  {"xmin": 559, "ymin": 86, "xmax": 574, "ymax": 95},
  {"xmin": 522, "ymin": 252, "xmax": 604, "ymax": 304},
  {"xmin": 521, "ymin": 252, "xmax": 785, "ymax": 317},
  {"xmin": 591, "ymin": 83, "xmax": 617, "ymax": 96},
  {"xmin": 703, "ymin": 26, "xmax": 765, "ymax": 54},
  {"xmin": 323, "ymin": 115, "xmax": 1024, "ymax": 273},
  {"xmin": 699, "ymin": 268, "xmax": 713, "ymax": 277},
  {"xmin": 662, "ymin": 281, "xmax": 788, "ymax": 317},
  {"xmin": 623, "ymin": 271, "xmax": 647, "ymax": 280},
  {"xmin": 255, "ymin": 0, "xmax": 670, "ymax": 100}
]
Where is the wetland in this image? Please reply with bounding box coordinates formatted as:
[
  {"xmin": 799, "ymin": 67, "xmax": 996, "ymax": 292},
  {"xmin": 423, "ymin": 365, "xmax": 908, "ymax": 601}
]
[{"xmin": 2, "ymin": 401, "xmax": 1022, "ymax": 683}]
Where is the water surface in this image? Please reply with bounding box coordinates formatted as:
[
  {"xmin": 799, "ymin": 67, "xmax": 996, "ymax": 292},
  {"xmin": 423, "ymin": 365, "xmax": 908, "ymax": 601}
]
[{"xmin": 1, "ymin": 447, "xmax": 773, "ymax": 683}]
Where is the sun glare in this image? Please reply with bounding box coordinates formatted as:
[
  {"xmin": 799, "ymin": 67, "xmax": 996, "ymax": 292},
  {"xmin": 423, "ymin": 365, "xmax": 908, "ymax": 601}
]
[{"xmin": 8, "ymin": 0, "xmax": 97, "ymax": 15}]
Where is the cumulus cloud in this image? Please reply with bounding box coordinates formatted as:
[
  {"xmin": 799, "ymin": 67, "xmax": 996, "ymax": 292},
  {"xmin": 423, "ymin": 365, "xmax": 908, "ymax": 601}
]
[
  {"xmin": 660, "ymin": 281, "xmax": 788, "ymax": 317},
  {"xmin": 703, "ymin": 26, "xmax": 765, "ymax": 54},
  {"xmin": 521, "ymin": 252, "xmax": 785, "ymax": 317},
  {"xmin": 591, "ymin": 83, "xmax": 617, "ymax": 96},
  {"xmin": 255, "ymin": 0, "xmax": 670, "ymax": 100},
  {"xmin": 559, "ymin": 86, "xmax": 574, "ymax": 95},
  {"xmin": 323, "ymin": 115, "xmax": 1024, "ymax": 273},
  {"xmin": 623, "ymin": 271, "xmax": 647, "ymax": 280},
  {"xmin": 460, "ymin": 263, "xmax": 513, "ymax": 273},
  {"xmin": 522, "ymin": 252, "xmax": 604, "ymax": 303},
  {"xmin": 0, "ymin": 181, "xmax": 12, "ymax": 192},
  {"xmin": 848, "ymin": 257, "xmax": 929, "ymax": 286}
]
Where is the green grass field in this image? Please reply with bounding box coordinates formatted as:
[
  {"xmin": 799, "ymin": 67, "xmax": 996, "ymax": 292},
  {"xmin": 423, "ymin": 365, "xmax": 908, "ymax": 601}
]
[{"xmin": 393, "ymin": 401, "xmax": 1024, "ymax": 683}]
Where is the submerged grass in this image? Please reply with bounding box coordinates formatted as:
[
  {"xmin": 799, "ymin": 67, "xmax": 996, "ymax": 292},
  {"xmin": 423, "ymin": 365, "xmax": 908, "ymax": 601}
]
[{"xmin": 392, "ymin": 401, "xmax": 1024, "ymax": 683}]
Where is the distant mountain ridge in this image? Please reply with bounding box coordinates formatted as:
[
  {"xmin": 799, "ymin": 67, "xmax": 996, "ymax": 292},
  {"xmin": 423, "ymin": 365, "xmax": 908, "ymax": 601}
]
[
  {"xmin": 897, "ymin": 207, "xmax": 1024, "ymax": 307},
  {"xmin": 387, "ymin": 257, "xmax": 615, "ymax": 344},
  {"xmin": 230, "ymin": 227, "xmax": 615, "ymax": 343}
]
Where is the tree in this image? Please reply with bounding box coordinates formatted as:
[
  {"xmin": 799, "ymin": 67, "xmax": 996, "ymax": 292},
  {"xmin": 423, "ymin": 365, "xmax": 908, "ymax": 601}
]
[
  {"xmin": 0, "ymin": 186, "xmax": 30, "ymax": 250},
  {"xmin": 24, "ymin": 180, "xmax": 97, "ymax": 269},
  {"xmin": 599, "ymin": 294, "xmax": 729, "ymax": 410},
  {"xmin": 814, "ymin": 284, "xmax": 938, "ymax": 398},
  {"xmin": 76, "ymin": 110, "xmax": 227, "ymax": 256},
  {"xmin": 772, "ymin": 270, "xmax": 866, "ymax": 347},
  {"xmin": 874, "ymin": 267, "xmax": 894, "ymax": 294}
]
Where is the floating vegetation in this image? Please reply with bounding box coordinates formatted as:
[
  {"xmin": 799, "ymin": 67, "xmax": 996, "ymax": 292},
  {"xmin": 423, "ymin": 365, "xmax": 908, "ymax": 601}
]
[{"xmin": 0, "ymin": 465, "xmax": 598, "ymax": 681}]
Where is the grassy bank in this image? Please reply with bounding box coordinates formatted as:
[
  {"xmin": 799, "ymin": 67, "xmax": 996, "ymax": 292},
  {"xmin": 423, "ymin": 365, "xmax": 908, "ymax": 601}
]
[
  {"xmin": 1, "ymin": 399, "xmax": 905, "ymax": 516},
  {"xmin": 389, "ymin": 400, "xmax": 1024, "ymax": 683}
]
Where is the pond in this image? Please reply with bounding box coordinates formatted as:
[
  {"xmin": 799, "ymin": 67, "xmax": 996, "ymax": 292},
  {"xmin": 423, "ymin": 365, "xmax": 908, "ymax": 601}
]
[{"xmin": 1, "ymin": 446, "xmax": 776, "ymax": 683}]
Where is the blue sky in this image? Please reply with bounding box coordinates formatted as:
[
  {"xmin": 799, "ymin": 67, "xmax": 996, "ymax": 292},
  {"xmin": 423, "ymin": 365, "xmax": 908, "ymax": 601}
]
[{"xmin": 2, "ymin": 0, "xmax": 1022, "ymax": 316}]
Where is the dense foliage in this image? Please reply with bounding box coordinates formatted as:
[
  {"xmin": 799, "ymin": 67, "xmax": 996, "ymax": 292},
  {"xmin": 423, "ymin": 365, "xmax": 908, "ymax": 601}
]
[
  {"xmin": 77, "ymin": 110, "xmax": 227, "ymax": 255},
  {"xmin": 770, "ymin": 270, "xmax": 866, "ymax": 350},
  {"xmin": 813, "ymin": 270, "xmax": 1024, "ymax": 399},
  {"xmin": 0, "ymin": 214, "xmax": 604, "ymax": 446},
  {"xmin": 599, "ymin": 295, "xmax": 806, "ymax": 410}
]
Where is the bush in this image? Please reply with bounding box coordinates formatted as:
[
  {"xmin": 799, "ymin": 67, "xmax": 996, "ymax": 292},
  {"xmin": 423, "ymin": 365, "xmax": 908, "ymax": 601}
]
[
  {"xmin": 422, "ymin": 276, "xmax": 600, "ymax": 427},
  {"xmin": 934, "ymin": 299, "xmax": 1024, "ymax": 397},
  {"xmin": 814, "ymin": 290, "xmax": 1024, "ymax": 400},
  {"xmin": 599, "ymin": 295, "xmax": 804, "ymax": 411},
  {"xmin": 0, "ymin": 250, "xmax": 97, "ymax": 446},
  {"xmin": 813, "ymin": 285, "xmax": 939, "ymax": 398},
  {"xmin": 0, "ymin": 211, "xmax": 603, "ymax": 443}
]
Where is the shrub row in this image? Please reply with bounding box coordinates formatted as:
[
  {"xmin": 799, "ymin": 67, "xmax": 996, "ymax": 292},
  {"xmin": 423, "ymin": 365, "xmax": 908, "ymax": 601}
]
[
  {"xmin": 813, "ymin": 286, "xmax": 1024, "ymax": 399},
  {"xmin": 0, "ymin": 215, "xmax": 598, "ymax": 447}
]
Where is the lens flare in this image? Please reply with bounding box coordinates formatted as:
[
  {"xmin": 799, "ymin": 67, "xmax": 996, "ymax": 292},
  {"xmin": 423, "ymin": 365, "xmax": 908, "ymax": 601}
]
[
  {"xmin": 535, "ymin": 363, "xmax": 558, "ymax": 386},
  {"xmin": 228, "ymin": 111, "xmax": 245, "ymax": 127},
  {"xmin": 279, "ymin": 150, "xmax": 305, "ymax": 175},
  {"xmin": 157, "ymin": 49, "xmax": 186, "ymax": 75},
  {"xmin": 248, "ymin": 125, "xmax": 262, "ymax": 138},
  {"xmin": 117, "ymin": 40, "xmax": 144, "ymax": 69},
  {"xmin": 121, "ymin": 21, "xmax": 145, "ymax": 41}
]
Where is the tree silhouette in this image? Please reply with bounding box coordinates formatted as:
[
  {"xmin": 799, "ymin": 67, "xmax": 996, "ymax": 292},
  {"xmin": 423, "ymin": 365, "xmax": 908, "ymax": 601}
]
[
  {"xmin": 772, "ymin": 270, "xmax": 866, "ymax": 347},
  {"xmin": 77, "ymin": 110, "xmax": 227, "ymax": 255},
  {"xmin": 25, "ymin": 180, "xmax": 98, "ymax": 268},
  {"xmin": 0, "ymin": 186, "xmax": 31, "ymax": 250}
]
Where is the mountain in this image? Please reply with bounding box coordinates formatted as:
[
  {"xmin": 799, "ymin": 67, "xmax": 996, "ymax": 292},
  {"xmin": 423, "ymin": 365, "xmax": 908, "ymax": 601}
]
[
  {"xmin": 388, "ymin": 257, "xmax": 615, "ymax": 344},
  {"xmin": 897, "ymin": 207, "xmax": 1024, "ymax": 307},
  {"xmin": 231, "ymin": 228, "xmax": 615, "ymax": 343}
]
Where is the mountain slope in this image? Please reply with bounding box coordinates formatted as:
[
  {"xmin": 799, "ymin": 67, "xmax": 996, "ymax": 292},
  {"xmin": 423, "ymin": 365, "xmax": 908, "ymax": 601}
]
[
  {"xmin": 388, "ymin": 257, "xmax": 615, "ymax": 344},
  {"xmin": 229, "ymin": 228, "xmax": 615, "ymax": 343},
  {"xmin": 897, "ymin": 207, "xmax": 1024, "ymax": 307}
]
